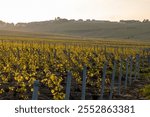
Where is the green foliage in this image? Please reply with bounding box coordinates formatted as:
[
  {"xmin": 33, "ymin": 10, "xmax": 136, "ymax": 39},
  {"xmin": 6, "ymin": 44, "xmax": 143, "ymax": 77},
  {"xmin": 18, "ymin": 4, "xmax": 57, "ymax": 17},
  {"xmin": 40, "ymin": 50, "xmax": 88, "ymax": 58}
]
[
  {"xmin": 140, "ymin": 85, "xmax": 150, "ymax": 99},
  {"xmin": 0, "ymin": 37, "xmax": 149, "ymax": 99}
]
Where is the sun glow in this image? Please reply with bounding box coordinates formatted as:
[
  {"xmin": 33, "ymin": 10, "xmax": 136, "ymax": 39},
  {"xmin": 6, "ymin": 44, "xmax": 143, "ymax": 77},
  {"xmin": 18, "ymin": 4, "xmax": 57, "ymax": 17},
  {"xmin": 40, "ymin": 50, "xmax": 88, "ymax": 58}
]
[{"xmin": 0, "ymin": 0, "xmax": 150, "ymax": 23}]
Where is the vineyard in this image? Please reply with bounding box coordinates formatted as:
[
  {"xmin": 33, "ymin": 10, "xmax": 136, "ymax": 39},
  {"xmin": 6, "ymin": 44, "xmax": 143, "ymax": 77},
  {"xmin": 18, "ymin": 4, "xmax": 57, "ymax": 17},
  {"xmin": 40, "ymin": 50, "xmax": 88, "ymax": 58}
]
[{"xmin": 0, "ymin": 37, "xmax": 150, "ymax": 100}]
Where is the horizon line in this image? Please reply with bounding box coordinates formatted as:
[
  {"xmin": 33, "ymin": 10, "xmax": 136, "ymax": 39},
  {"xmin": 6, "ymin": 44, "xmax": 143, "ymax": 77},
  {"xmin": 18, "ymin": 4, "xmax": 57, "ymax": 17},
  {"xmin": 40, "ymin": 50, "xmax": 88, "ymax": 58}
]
[{"xmin": 0, "ymin": 18, "xmax": 150, "ymax": 24}]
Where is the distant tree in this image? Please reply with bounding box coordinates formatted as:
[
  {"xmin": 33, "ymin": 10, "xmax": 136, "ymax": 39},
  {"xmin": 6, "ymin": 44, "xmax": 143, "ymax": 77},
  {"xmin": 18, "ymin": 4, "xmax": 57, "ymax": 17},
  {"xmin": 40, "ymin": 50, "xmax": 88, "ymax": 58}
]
[
  {"xmin": 54, "ymin": 17, "xmax": 68, "ymax": 23},
  {"xmin": 92, "ymin": 19, "xmax": 96, "ymax": 21},
  {"xmin": 120, "ymin": 20, "xmax": 140, "ymax": 23},
  {"xmin": 16, "ymin": 23, "xmax": 27, "ymax": 27},
  {"xmin": 143, "ymin": 19, "xmax": 149, "ymax": 23},
  {"xmin": 78, "ymin": 19, "xmax": 83, "ymax": 22},
  {"xmin": 55, "ymin": 17, "xmax": 61, "ymax": 21},
  {"xmin": 86, "ymin": 19, "xmax": 91, "ymax": 22},
  {"xmin": 69, "ymin": 19, "xmax": 76, "ymax": 22}
]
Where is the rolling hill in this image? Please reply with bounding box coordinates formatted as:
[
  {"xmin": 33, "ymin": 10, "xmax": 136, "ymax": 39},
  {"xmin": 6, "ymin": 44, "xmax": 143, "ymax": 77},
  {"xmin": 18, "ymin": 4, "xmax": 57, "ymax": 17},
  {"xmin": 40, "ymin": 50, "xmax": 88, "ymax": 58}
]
[{"xmin": 0, "ymin": 19, "xmax": 150, "ymax": 40}]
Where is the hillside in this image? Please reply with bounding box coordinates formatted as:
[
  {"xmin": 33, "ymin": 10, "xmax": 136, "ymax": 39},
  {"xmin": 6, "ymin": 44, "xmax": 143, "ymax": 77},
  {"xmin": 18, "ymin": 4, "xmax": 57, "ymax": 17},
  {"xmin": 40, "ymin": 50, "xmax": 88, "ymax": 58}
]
[{"xmin": 0, "ymin": 19, "xmax": 150, "ymax": 40}]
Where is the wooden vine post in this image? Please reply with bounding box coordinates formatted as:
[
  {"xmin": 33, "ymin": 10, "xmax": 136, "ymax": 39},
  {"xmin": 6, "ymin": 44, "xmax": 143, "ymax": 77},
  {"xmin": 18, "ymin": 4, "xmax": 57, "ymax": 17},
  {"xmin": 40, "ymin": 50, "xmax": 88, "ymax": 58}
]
[{"xmin": 32, "ymin": 80, "xmax": 39, "ymax": 100}]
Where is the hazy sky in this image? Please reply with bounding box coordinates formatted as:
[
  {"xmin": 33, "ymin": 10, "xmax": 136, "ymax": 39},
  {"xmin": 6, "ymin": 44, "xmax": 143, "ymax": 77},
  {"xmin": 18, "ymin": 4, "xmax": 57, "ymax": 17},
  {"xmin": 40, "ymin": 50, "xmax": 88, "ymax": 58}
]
[{"xmin": 0, "ymin": 0, "xmax": 150, "ymax": 23}]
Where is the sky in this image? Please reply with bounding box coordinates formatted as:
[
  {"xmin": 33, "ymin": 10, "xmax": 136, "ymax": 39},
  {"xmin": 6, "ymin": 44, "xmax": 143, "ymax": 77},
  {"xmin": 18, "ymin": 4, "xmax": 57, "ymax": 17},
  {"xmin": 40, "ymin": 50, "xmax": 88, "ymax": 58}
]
[{"xmin": 0, "ymin": 0, "xmax": 150, "ymax": 23}]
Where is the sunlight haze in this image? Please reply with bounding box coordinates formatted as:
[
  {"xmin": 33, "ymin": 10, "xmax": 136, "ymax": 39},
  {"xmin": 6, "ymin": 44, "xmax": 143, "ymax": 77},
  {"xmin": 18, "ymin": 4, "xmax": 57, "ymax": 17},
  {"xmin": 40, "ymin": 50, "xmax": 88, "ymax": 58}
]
[{"xmin": 0, "ymin": 0, "xmax": 150, "ymax": 23}]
